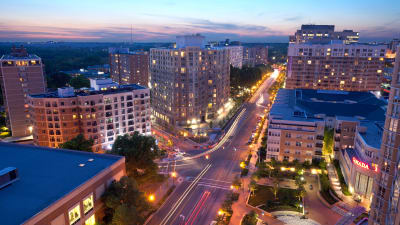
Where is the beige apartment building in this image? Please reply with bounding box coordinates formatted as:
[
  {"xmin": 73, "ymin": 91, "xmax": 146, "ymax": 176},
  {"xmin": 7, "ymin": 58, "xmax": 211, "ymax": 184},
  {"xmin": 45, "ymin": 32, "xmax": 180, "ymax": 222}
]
[
  {"xmin": 286, "ymin": 42, "xmax": 386, "ymax": 91},
  {"xmin": 243, "ymin": 46, "xmax": 268, "ymax": 67},
  {"xmin": 150, "ymin": 34, "xmax": 230, "ymax": 133},
  {"xmin": 289, "ymin": 24, "xmax": 359, "ymax": 44},
  {"xmin": 369, "ymin": 46, "xmax": 400, "ymax": 225},
  {"xmin": 267, "ymin": 89, "xmax": 385, "ymax": 163},
  {"xmin": 109, "ymin": 48, "xmax": 149, "ymax": 86},
  {"xmin": 0, "ymin": 142, "xmax": 125, "ymax": 225},
  {"xmin": 0, "ymin": 46, "xmax": 46, "ymax": 137},
  {"xmin": 28, "ymin": 79, "xmax": 151, "ymax": 152}
]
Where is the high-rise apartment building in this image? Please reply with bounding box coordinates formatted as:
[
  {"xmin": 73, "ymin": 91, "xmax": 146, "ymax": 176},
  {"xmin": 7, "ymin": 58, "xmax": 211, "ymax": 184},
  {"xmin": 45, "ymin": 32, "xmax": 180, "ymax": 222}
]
[
  {"xmin": 0, "ymin": 46, "xmax": 46, "ymax": 137},
  {"xmin": 109, "ymin": 48, "xmax": 149, "ymax": 87},
  {"xmin": 28, "ymin": 79, "xmax": 151, "ymax": 152},
  {"xmin": 389, "ymin": 38, "xmax": 400, "ymax": 53},
  {"xmin": 289, "ymin": 24, "xmax": 359, "ymax": 44},
  {"xmin": 369, "ymin": 46, "xmax": 400, "ymax": 225},
  {"xmin": 224, "ymin": 46, "xmax": 243, "ymax": 68},
  {"xmin": 243, "ymin": 46, "xmax": 268, "ymax": 67},
  {"xmin": 150, "ymin": 34, "xmax": 230, "ymax": 132},
  {"xmin": 286, "ymin": 42, "xmax": 386, "ymax": 91}
]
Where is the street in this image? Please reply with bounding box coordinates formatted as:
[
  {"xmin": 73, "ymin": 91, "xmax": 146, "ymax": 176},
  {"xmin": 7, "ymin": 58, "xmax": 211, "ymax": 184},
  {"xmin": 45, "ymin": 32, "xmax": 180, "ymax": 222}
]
[{"xmin": 146, "ymin": 73, "xmax": 277, "ymax": 225}]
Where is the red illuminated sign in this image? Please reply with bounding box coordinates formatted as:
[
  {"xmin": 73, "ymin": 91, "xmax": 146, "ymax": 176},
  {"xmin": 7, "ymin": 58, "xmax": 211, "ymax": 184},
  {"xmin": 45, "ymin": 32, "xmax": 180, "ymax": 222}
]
[{"xmin": 352, "ymin": 157, "xmax": 377, "ymax": 172}]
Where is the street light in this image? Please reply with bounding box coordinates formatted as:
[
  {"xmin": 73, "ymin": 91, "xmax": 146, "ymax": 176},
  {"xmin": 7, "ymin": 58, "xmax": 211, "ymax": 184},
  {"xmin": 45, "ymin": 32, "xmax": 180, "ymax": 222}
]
[
  {"xmin": 171, "ymin": 171, "xmax": 177, "ymax": 185},
  {"xmin": 218, "ymin": 209, "xmax": 224, "ymax": 216},
  {"xmin": 240, "ymin": 162, "xmax": 246, "ymax": 169},
  {"xmin": 148, "ymin": 194, "xmax": 155, "ymax": 202},
  {"xmin": 205, "ymin": 155, "xmax": 209, "ymax": 160}
]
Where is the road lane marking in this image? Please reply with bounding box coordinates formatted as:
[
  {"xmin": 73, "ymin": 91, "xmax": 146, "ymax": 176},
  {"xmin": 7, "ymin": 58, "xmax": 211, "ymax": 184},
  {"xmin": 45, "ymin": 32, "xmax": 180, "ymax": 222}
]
[
  {"xmin": 197, "ymin": 183, "xmax": 231, "ymax": 190},
  {"xmin": 160, "ymin": 164, "xmax": 211, "ymax": 225},
  {"xmin": 186, "ymin": 177, "xmax": 232, "ymax": 184},
  {"xmin": 185, "ymin": 191, "xmax": 210, "ymax": 225}
]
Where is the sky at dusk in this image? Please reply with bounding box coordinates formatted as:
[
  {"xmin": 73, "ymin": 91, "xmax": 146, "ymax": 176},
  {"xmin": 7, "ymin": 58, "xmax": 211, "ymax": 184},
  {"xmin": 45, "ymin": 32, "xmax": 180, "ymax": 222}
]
[{"xmin": 1, "ymin": 0, "xmax": 399, "ymax": 43}]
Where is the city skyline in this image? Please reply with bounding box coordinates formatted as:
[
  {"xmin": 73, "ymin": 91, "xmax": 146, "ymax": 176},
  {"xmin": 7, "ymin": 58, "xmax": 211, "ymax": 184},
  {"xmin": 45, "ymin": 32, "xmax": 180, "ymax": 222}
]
[{"xmin": 1, "ymin": 0, "xmax": 400, "ymax": 42}]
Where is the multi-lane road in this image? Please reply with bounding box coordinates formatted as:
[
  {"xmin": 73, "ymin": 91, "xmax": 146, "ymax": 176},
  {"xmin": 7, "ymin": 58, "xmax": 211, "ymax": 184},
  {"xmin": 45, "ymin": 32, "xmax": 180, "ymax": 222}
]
[{"xmin": 146, "ymin": 71, "xmax": 278, "ymax": 225}]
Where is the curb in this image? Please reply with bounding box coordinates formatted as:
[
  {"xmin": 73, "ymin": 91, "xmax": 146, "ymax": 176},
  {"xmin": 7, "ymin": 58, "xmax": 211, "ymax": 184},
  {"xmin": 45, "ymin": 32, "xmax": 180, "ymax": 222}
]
[{"xmin": 143, "ymin": 182, "xmax": 180, "ymax": 225}]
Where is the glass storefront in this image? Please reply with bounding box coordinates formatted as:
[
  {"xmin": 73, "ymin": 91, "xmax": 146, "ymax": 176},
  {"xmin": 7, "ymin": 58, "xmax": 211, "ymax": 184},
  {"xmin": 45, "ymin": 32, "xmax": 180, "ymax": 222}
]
[{"xmin": 354, "ymin": 171, "xmax": 373, "ymax": 197}]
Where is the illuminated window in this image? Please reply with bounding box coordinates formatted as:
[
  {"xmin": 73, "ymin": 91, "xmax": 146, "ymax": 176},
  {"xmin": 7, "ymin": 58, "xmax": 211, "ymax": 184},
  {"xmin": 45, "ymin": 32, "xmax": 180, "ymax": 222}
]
[
  {"xmin": 152, "ymin": 59, "xmax": 156, "ymax": 64},
  {"xmin": 68, "ymin": 204, "xmax": 81, "ymax": 225},
  {"xmin": 85, "ymin": 215, "xmax": 95, "ymax": 225},
  {"xmin": 368, "ymin": 57, "xmax": 372, "ymax": 61},
  {"xmin": 72, "ymin": 115, "xmax": 77, "ymax": 119},
  {"xmin": 180, "ymin": 67, "xmax": 186, "ymax": 73},
  {"xmin": 180, "ymin": 51, "xmax": 185, "ymax": 57},
  {"xmin": 83, "ymin": 194, "xmax": 94, "ymax": 214},
  {"xmin": 307, "ymin": 60, "xmax": 312, "ymax": 64},
  {"xmin": 340, "ymin": 81, "xmax": 345, "ymax": 85},
  {"xmin": 208, "ymin": 80, "xmax": 213, "ymax": 85},
  {"xmin": 208, "ymin": 103, "xmax": 212, "ymax": 108},
  {"xmin": 352, "ymin": 77, "xmax": 356, "ymax": 82},
  {"xmin": 377, "ymin": 70, "xmax": 382, "ymax": 73}
]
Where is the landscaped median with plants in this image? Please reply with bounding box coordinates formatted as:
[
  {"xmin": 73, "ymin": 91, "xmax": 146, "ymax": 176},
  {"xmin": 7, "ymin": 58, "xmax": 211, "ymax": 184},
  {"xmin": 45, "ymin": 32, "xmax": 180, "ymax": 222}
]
[{"xmin": 248, "ymin": 184, "xmax": 303, "ymax": 213}]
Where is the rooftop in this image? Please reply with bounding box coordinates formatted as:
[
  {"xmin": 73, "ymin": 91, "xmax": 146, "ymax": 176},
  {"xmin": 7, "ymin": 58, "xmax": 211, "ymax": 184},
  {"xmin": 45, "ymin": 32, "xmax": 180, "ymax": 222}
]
[
  {"xmin": 30, "ymin": 84, "xmax": 147, "ymax": 99},
  {"xmin": 0, "ymin": 142, "xmax": 123, "ymax": 225},
  {"xmin": 0, "ymin": 54, "xmax": 41, "ymax": 61},
  {"xmin": 359, "ymin": 121, "xmax": 384, "ymax": 149},
  {"xmin": 270, "ymin": 89, "xmax": 386, "ymax": 122}
]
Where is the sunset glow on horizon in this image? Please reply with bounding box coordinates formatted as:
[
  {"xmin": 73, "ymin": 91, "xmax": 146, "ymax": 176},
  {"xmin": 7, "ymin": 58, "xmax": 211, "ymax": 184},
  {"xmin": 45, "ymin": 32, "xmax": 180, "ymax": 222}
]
[{"xmin": 1, "ymin": 0, "xmax": 399, "ymax": 42}]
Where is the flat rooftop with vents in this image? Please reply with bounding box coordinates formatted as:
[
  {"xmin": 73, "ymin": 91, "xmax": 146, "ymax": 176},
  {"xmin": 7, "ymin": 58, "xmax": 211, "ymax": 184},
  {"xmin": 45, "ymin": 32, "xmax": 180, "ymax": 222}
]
[{"xmin": 0, "ymin": 142, "xmax": 125, "ymax": 225}]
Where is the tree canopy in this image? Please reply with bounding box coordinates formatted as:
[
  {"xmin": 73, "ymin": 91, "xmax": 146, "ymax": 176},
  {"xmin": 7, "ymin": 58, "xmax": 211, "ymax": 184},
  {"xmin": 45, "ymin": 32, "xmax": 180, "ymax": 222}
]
[
  {"xmin": 241, "ymin": 210, "xmax": 258, "ymax": 225},
  {"xmin": 59, "ymin": 134, "xmax": 94, "ymax": 152},
  {"xmin": 323, "ymin": 127, "xmax": 334, "ymax": 155},
  {"xmin": 102, "ymin": 176, "xmax": 151, "ymax": 225},
  {"xmin": 68, "ymin": 74, "xmax": 90, "ymax": 89},
  {"xmin": 47, "ymin": 72, "xmax": 72, "ymax": 89},
  {"xmin": 111, "ymin": 132, "xmax": 160, "ymax": 177}
]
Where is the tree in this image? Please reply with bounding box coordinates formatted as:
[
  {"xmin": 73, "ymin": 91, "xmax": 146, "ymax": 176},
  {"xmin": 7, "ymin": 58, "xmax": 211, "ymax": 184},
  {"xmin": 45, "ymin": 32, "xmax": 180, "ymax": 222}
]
[
  {"xmin": 296, "ymin": 186, "xmax": 306, "ymax": 202},
  {"xmin": 46, "ymin": 72, "xmax": 72, "ymax": 89},
  {"xmin": 102, "ymin": 176, "xmax": 150, "ymax": 225},
  {"xmin": 241, "ymin": 211, "xmax": 258, "ymax": 225},
  {"xmin": 272, "ymin": 177, "xmax": 281, "ymax": 200},
  {"xmin": 59, "ymin": 134, "xmax": 93, "ymax": 152},
  {"xmin": 249, "ymin": 179, "xmax": 257, "ymax": 196},
  {"xmin": 111, "ymin": 132, "xmax": 160, "ymax": 177},
  {"xmin": 69, "ymin": 74, "xmax": 90, "ymax": 89},
  {"xmin": 322, "ymin": 128, "xmax": 334, "ymax": 155},
  {"xmin": 112, "ymin": 204, "xmax": 140, "ymax": 225}
]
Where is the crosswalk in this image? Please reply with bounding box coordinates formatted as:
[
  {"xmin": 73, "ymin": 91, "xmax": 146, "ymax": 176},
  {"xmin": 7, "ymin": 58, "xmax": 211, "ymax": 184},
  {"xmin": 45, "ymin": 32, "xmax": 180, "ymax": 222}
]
[{"xmin": 185, "ymin": 177, "xmax": 232, "ymax": 190}]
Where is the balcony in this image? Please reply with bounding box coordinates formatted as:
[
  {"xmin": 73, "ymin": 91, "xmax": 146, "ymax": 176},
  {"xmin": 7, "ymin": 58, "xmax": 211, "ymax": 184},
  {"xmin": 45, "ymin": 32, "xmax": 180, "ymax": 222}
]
[
  {"xmin": 316, "ymin": 135, "xmax": 324, "ymax": 140},
  {"xmin": 314, "ymin": 151, "xmax": 322, "ymax": 156},
  {"xmin": 334, "ymin": 147, "xmax": 340, "ymax": 151},
  {"xmin": 334, "ymin": 137, "xmax": 340, "ymax": 142},
  {"xmin": 335, "ymin": 129, "xmax": 341, "ymax": 134},
  {"xmin": 315, "ymin": 143, "xmax": 323, "ymax": 148}
]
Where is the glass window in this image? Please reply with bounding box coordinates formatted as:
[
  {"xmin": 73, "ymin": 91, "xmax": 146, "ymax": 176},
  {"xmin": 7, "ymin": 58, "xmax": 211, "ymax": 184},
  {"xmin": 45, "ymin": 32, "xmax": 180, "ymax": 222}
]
[
  {"xmin": 83, "ymin": 194, "xmax": 94, "ymax": 214},
  {"xmin": 68, "ymin": 204, "xmax": 81, "ymax": 225},
  {"xmin": 85, "ymin": 215, "xmax": 95, "ymax": 225}
]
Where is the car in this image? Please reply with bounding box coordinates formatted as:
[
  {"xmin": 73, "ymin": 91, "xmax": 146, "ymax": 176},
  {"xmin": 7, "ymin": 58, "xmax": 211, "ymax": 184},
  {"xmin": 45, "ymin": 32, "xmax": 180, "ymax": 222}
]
[{"xmin": 309, "ymin": 184, "xmax": 313, "ymax": 190}]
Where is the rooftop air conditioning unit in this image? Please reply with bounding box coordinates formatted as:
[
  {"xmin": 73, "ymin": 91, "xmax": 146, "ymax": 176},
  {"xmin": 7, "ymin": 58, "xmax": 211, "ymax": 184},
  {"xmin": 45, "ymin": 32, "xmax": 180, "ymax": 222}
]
[{"xmin": 0, "ymin": 167, "xmax": 19, "ymax": 189}]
